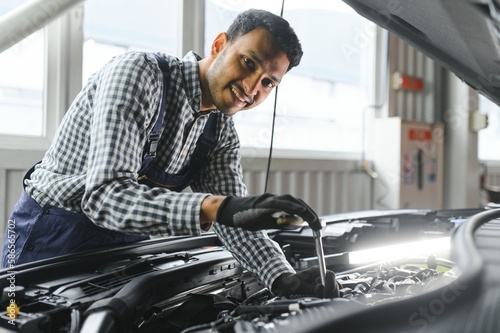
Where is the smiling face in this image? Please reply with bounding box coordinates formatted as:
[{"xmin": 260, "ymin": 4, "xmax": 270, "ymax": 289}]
[{"xmin": 204, "ymin": 28, "xmax": 290, "ymax": 116}]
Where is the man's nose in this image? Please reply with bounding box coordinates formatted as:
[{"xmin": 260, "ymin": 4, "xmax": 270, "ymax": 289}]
[{"xmin": 243, "ymin": 74, "xmax": 261, "ymax": 97}]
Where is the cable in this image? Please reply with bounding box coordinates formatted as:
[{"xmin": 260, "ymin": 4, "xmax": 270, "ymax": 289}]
[
  {"xmin": 264, "ymin": 86, "xmax": 278, "ymax": 193},
  {"xmin": 264, "ymin": 0, "xmax": 285, "ymax": 193}
]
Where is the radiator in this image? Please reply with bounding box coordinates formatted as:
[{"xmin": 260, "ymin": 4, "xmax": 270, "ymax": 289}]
[{"xmin": 241, "ymin": 157, "xmax": 373, "ymax": 216}]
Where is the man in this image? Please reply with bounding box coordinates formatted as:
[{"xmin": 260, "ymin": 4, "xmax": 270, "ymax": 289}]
[{"xmin": 2, "ymin": 9, "xmax": 338, "ymax": 298}]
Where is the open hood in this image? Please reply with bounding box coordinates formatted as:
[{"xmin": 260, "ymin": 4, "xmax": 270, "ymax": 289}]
[{"xmin": 342, "ymin": 0, "xmax": 500, "ymax": 106}]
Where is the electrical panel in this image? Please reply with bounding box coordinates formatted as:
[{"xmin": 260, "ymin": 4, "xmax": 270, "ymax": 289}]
[{"xmin": 372, "ymin": 117, "xmax": 444, "ymax": 210}]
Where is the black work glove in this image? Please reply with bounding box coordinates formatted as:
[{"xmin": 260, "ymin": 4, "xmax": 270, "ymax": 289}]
[
  {"xmin": 271, "ymin": 266, "xmax": 341, "ymax": 299},
  {"xmin": 216, "ymin": 193, "xmax": 319, "ymax": 231}
]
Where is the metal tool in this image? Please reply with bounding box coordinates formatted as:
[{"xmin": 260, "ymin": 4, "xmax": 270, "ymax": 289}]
[
  {"xmin": 313, "ymin": 227, "xmax": 327, "ymax": 286},
  {"xmin": 274, "ymin": 212, "xmax": 327, "ymax": 286},
  {"xmin": 306, "ymin": 216, "xmax": 327, "ymax": 286}
]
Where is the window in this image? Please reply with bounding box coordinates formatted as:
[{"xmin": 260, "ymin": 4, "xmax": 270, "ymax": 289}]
[
  {"xmin": 478, "ymin": 94, "xmax": 500, "ymax": 161},
  {"xmin": 205, "ymin": 0, "xmax": 377, "ymax": 157},
  {"xmin": 82, "ymin": 0, "xmax": 179, "ymax": 84},
  {"xmin": 0, "ymin": 1, "xmax": 45, "ymax": 137}
]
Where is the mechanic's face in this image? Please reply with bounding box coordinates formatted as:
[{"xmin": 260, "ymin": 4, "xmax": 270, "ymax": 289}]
[{"xmin": 206, "ymin": 28, "xmax": 290, "ymax": 116}]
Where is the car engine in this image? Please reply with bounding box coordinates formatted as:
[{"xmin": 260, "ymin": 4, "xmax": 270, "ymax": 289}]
[{"xmin": 0, "ymin": 208, "xmax": 486, "ymax": 333}]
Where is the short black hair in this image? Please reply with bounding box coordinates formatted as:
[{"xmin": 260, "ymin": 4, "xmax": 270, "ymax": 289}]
[{"xmin": 226, "ymin": 9, "xmax": 303, "ymax": 72}]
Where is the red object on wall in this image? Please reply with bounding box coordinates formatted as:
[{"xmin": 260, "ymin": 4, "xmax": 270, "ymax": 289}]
[
  {"xmin": 392, "ymin": 72, "xmax": 424, "ymax": 91},
  {"xmin": 408, "ymin": 128, "xmax": 432, "ymax": 141}
]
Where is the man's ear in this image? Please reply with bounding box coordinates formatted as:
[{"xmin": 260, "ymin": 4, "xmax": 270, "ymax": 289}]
[{"xmin": 210, "ymin": 32, "xmax": 228, "ymax": 57}]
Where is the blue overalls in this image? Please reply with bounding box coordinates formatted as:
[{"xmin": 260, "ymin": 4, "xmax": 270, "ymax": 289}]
[{"xmin": 1, "ymin": 54, "xmax": 218, "ymax": 268}]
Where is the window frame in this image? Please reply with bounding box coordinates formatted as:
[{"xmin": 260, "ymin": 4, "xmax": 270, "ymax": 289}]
[{"xmin": 0, "ymin": 5, "xmax": 83, "ymax": 150}]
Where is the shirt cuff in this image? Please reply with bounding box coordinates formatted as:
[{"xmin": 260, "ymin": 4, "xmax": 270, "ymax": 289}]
[
  {"xmin": 169, "ymin": 192, "xmax": 210, "ymax": 236},
  {"xmin": 258, "ymin": 255, "xmax": 296, "ymax": 291}
]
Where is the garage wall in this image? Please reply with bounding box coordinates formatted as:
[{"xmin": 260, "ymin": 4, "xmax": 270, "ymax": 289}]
[
  {"xmin": 0, "ymin": 150, "xmax": 45, "ymax": 232},
  {"xmin": 485, "ymin": 164, "xmax": 500, "ymax": 186},
  {"xmin": 386, "ymin": 34, "xmax": 482, "ymax": 209},
  {"xmin": 1, "ymin": 170, "xmax": 24, "ymax": 230},
  {"xmin": 387, "ymin": 33, "xmax": 440, "ymax": 122},
  {"xmin": 242, "ymin": 158, "xmax": 373, "ymax": 216}
]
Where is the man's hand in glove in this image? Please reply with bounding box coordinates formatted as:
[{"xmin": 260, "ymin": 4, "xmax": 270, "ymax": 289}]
[
  {"xmin": 271, "ymin": 266, "xmax": 341, "ymax": 298},
  {"xmin": 215, "ymin": 193, "xmax": 318, "ymax": 231}
]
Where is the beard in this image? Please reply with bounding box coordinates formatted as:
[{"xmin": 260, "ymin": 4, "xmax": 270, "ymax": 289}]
[{"xmin": 206, "ymin": 49, "xmax": 236, "ymax": 115}]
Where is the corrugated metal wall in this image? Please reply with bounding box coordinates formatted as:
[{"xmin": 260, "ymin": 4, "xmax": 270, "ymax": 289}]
[
  {"xmin": 388, "ymin": 34, "xmax": 440, "ymax": 123},
  {"xmin": 241, "ymin": 158, "xmax": 373, "ymax": 216},
  {"xmin": 486, "ymin": 165, "xmax": 500, "ymax": 186},
  {"xmin": 0, "ymin": 150, "xmax": 45, "ymax": 233},
  {"xmin": 0, "ymin": 170, "xmax": 24, "ymax": 226}
]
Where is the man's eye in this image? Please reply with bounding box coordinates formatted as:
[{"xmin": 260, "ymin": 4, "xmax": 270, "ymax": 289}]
[
  {"xmin": 243, "ymin": 57, "xmax": 255, "ymax": 70},
  {"xmin": 263, "ymin": 79, "xmax": 275, "ymax": 89}
]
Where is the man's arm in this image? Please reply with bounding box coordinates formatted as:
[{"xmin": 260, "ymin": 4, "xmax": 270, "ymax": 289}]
[{"xmin": 200, "ymin": 195, "xmax": 225, "ymax": 223}]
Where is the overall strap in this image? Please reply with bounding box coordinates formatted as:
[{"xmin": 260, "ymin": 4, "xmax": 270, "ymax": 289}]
[
  {"xmin": 191, "ymin": 112, "xmax": 218, "ymax": 166},
  {"xmin": 137, "ymin": 53, "xmax": 219, "ymax": 191},
  {"xmin": 137, "ymin": 111, "xmax": 219, "ymax": 192},
  {"xmin": 143, "ymin": 53, "xmax": 170, "ymax": 159}
]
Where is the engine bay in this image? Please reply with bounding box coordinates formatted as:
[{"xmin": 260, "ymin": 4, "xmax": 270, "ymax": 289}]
[{"xmin": 0, "ymin": 208, "xmax": 486, "ymax": 333}]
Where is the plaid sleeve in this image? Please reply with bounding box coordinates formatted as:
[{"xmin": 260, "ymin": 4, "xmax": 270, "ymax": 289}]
[
  {"xmin": 191, "ymin": 117, "xmax": 295, "ymax": 289},
  {"xmin": 81, "ymin": 52, "xmax": 207, "ymax": 236}
]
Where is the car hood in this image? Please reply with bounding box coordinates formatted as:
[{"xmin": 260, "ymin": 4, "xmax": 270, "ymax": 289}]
[{"xmin": 342, "ymin": 0, "xmax": 500, "ymax": 106}]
